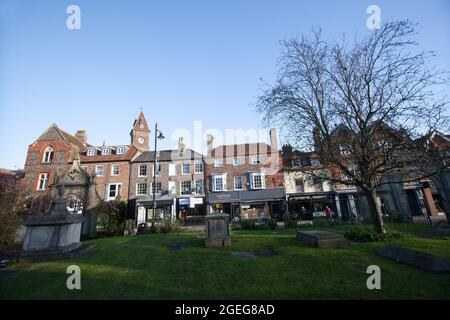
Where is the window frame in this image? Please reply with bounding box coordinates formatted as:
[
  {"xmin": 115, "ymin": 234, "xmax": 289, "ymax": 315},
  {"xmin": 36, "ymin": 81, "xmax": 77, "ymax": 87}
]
[
  {"xmin": 195, "ymin": 179, "xmax": 204, "ymax": 194},
  {"xmin": 111, "ymin": 164, "xmax": 120, "ymax": 176},
  {"xmin": 42, "ymin": 146, "xmax": 54, "ymax": 163},
  {"xmin": 116, "ymin": 147, "xmax": 125, "ymax": 155},
  {"xmin": 194, "ymin": 162, "xmax": 203, "ymax": 173},
  {"xmin": 101, "ymin": 148, "xmax": 111, "ymax": 156},
  {"xmin": 95, "ymin": 165, "xmax": 104, "ymax": 176},
  {"xmin": 180, "ymin": 180, "xmax": 192, "ymax": 195},
  {"xmin": 138, "ymin": 164, "xmax": 147, "ymax": 177},
  {"xmin": 214, "ymin": 159, "xmax": 224, "ymax": 168},
  {"xmin": 37, "ymin": 173, "xmax": 49, "ymax": 191},
  {"xmin": 107, "ymin": 183, "xmax": 122, "ymax": 201},
  {"xmin": 234, "ymin": 176, "xmax": 244, "ymax": 190},
  {"xmin": 182, "ymin": 163, "xmax": 190, "ymax": 175},
  {"xmin": 136, "ymin": 183, "xmax": 147, "ymax": 196},
  {"xmin": 87, "ymin": 148, "xmax": 96, "ymax": 156}
]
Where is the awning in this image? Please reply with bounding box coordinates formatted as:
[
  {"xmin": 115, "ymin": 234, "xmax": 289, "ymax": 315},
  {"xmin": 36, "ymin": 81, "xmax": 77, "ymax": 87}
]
[
  {"xmin": 288, "ymin": 192, "xmax": 335, "ymax": 202},
  {"xmin": 208, "ymin": 188, "xmax": 285, "ymax": 204},
  {"xmin": 134, "ymin": 194, "xmax": 176, "ymax": 207}
]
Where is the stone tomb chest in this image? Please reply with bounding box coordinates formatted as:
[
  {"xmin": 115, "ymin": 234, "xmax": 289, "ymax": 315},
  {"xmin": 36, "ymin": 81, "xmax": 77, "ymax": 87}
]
[{"xmin": 205, "ymin": 213, "xmax": 231, "ymax": 248}]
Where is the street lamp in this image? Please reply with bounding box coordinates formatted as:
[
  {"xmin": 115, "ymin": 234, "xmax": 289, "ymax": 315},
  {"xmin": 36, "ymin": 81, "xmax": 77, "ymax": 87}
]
[{"xmin": 152, "ymin": 122, "xmax": 165, "ymax": 223}]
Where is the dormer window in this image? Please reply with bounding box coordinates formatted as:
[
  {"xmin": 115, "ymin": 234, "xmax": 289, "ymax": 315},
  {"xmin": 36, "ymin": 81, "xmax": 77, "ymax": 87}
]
[
  {"xmin": 43, "ymin": 146, "xmax": 54, "ymax": 163},
  {"xmin": 87, "ymin": 149, "xmax": 95, "ymax": 156},
  {"xmin": 101, "ymin": 148, "xmax": 110, "ymax": 156},
  {"xmin": 116, "ymin": 147, "xmax": 125, "ymax": 155}
]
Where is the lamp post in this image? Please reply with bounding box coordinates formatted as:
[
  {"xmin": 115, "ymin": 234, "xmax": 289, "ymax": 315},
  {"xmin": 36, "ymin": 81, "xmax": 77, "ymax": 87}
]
[{"xmin": 152, "ymin": 122, "xmax": 165, "ymax": 223}]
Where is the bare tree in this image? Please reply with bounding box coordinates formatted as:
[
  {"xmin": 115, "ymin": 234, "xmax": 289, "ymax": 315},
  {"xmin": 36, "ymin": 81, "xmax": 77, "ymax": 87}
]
[{"xmin": 257, "ymin": 21, "xmax": 449, "ymax": 233}]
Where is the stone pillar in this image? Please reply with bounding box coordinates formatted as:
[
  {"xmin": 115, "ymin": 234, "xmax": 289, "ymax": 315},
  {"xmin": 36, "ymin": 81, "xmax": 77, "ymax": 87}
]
[
  {"xmin": 422, "ymin": 187, "xmax": 438, "ymax": 216},
  {"xmin": 335, "ymin": 195, "xmax": 342, "ymax": 218}
]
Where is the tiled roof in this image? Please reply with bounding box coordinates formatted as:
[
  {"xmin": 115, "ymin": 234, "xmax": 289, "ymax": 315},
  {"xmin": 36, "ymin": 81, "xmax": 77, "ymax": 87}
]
[
  {"xmin": 58, "ymin": 128, "xmax": 93, "ymax": 148},
  {"xmin": 133, "ymin": 149, "xmax": 203, "ymax": 163},
  {"xmin": 79, "ymin": 145, "xmax": 138, "ymax": 162}
]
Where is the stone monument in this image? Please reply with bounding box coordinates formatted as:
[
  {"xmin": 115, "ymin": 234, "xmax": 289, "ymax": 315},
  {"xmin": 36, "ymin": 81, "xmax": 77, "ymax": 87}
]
[
  {"xmin": 204, "ymin": 213, "xmax": 231, "ymax": 248},
  {"xmin": 22, "ymin": 184, "xmax": 85, "ymax": 256},
  {"xmin": 296, "ymin": 230, "xmax": 349, "ymax": 249}
]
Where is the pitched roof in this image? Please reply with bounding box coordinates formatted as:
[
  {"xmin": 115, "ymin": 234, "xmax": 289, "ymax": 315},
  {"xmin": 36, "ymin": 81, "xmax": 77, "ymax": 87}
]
[
  {"xmin": 34, "ymin": 123, "xmax": 92, "ymax": 149},
  {"xmin": 133, "ymin": 148, "xmax": 203, "ymax": 163},
  {"xmin": 78, "ymin": 145, "xmax": 139, "ymax": 163}
]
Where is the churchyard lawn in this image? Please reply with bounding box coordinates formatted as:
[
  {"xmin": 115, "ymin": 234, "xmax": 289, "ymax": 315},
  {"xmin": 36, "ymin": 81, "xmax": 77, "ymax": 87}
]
[{"xmin": 1, "ymin": 223, "xmax": 449, "ymax": 300}]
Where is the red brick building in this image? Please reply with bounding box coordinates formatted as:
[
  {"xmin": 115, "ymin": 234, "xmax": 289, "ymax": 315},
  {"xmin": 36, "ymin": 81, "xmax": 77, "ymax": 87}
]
[
  {"xmin": 205, "ymin": 128, "xmax": 285, "ymax": 219},
  {"xmin": 20, "ymin": 112, "xmax": 150, "ymax": 209}
]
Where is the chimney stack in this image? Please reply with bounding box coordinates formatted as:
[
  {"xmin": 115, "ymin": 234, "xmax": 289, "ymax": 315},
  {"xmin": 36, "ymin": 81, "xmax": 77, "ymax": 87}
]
[
  {"xmin": 75, "ymin": 130, "xmax": 88, "ymax": 146},
  {"xmin": 269, "ymin": 128, "xmax": 278, "ymax": 152},
  {"xmin": 206, "ymin": 134, "xmax": 214, "ymax": 156},
  {"xmin": 178, "ymin": 137, "xmax": 186, "ymax": 156}
]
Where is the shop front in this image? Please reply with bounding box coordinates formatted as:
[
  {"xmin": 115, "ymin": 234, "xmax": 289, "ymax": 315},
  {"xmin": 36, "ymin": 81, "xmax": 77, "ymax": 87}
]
[
  {"xmin": 207, "ymin": 188, "xmax": 286, "ymax": 220},
  {"xmin": 287, "ymin": 192, "xmax": 335, "ymax": 220},
  {"xmin": 177, "ymin": 196, "xmax": 206, "ymax": 222},
  {"xmin": 131, "ymin": 194, "xmax": 177, "ymax": 224}
]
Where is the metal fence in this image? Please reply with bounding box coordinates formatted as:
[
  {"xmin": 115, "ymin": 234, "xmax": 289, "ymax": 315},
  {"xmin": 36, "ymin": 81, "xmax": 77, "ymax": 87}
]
[{"xmin": 412, "ymin": 215, "xmax": 432, "ymax": 225}]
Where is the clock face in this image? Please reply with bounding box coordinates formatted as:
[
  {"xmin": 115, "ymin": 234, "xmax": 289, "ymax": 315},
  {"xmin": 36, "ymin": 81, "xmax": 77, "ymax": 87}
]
[
  {"xmin": 138, "ymin": 137, "xmax": 145, "ymax": 144},
  {"xmin": 140, "ymin": 123, "xmax": 144, "ymax": 129}
]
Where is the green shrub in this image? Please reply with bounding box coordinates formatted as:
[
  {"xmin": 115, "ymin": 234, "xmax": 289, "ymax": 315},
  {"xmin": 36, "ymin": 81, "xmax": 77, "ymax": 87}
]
[
  {"xmin": 284, "ymin": 218, "xmax": 298, "ymax": 229},
  {"xmin": 267, "ymin": 220, "xmax": 277, "ymax": 230},
  {"xmin": 96, "ymin": 200, "xmax": 128, "ymax": 236},
  {"xmin": 240, "ymin": 220, "xmax": 257, "ymax": 230},
  {"xmin": 390, "ymin": 212, "xmax": 405, "ymax": 223},
  {"xmin": 0, "ymin": 184, "xmax": 20, "ymax": 247},
  {"xmin": 344, "ymin": 225, "xmax": 406, "ymax": 242},
  {"xmin": 158, "ymin": 219, "xmax": 182, "ymax": 234}
]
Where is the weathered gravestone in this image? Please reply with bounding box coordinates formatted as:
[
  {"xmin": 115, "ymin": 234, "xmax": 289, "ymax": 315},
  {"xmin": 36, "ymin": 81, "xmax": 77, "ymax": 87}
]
[
  {"xmin": 297, "ymin": 231, "xmax": 349, "ymax": 249},
  {"xmin": 204, "ymin": 213, "xmax": 231, "ymax": 248},
  {"xmin": 377, "ymin": 245, "xmax": 450, "ymax": 273},
  {"xmin": 22, "ymin": 185, "xmax": 85, "ymax": 256}
]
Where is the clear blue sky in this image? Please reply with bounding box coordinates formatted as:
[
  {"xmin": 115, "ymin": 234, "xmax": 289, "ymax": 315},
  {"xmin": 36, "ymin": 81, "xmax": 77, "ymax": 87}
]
[{"xmin": 1, "ymin": 0, "xmax": 449, "ymax": 169}]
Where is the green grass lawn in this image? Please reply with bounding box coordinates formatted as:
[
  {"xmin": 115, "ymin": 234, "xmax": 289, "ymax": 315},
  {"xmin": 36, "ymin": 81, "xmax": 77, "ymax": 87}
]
[{"xmin": 1, "ymin": 223, "xmax": 449, "ymax": 300}]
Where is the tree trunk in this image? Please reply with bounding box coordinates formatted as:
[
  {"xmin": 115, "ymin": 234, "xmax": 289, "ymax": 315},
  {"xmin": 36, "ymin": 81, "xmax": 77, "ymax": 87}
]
[{"xmin": 364, "ymin": 188, "xmax": 386, "ymax": 234}]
